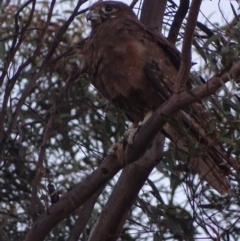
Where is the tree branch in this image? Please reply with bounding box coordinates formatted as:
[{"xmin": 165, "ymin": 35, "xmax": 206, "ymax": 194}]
[
  {"xmin": 175, "ymin": 0, "xmax": 202, "ymax": 92},
  {"xmin": 128, "ymin": 60, "xmax": 240, "ymax": 164},
  {"xmin": 168, "ymin": 0, "xmax": 190, "ymax": 44},
  {"xmin": 24, "ymin": 155, "xmax": 122, "ymax": 241},
  {"xmin": 130, "ymin": 0, "xmax": 139, "ymax": 9},
  {"xmin": 88, "ymin": 133, "xmax": 165, "ymax": 241},
  {"xmin": 140, "ymin": 0, "xmax": 167, "ymax": 33},
  {"xmin": 66, "ymin": 187, "xmax": 104, "ymax": 241},
  {"xmin": 24, "ymin": 59, "xmax": 240, "ymax": 241},
  {"xmin": 0, "ymin": 0, "xmax": 87, "ymax": 159}
]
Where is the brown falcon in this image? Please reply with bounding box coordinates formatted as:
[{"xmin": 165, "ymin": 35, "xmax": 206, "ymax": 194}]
[{"xmin": 82, "ymin": 1, "xmax": 233, "ymax": 194}]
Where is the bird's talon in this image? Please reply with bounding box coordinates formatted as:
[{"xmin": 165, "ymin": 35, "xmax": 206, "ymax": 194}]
[
  {"xmin": 109, "ymin": 138, "xmax": 128, "ymax": 166},
  {"xmin": 116, "ymin": 141, "xmax": 126, "ymax": 166}
]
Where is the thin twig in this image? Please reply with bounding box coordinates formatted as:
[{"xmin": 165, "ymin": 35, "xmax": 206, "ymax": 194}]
[
  {"xmin": 1, "ymin": 0, "xmax": 87, "ymax": 160},
  {"xmin": 130, "ymin": 0, "xmax": 139, "ymax": 9},
  {"xmin": 0, "ymin": 0, "xmax": 36, "ymax": 86}
]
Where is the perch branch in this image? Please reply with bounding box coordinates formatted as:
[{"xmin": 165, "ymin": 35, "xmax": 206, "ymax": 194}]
[
  {"xmin": 24, "ymin": 59, "xmax": 240, "ymax": 241},
  {"xmin": 88, "ymin": 133, "xmax": 165, "ymax": 241}
]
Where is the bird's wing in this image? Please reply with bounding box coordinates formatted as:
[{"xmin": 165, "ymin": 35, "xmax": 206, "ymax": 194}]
[
  {"xmin": 124, "ymin": 18, "xmax": 232, "ymax": 194},
  {"xmin": 144, "ymin": 52, "xmax": 232, "ymax": 194}
]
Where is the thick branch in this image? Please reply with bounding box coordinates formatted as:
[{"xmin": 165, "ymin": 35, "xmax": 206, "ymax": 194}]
[
  {"xmin": 66, "ymin": 187, "xmax": 104, "ymax": 241},
  {"xmin": 24, "ymin": 156, "xmax": 122, "ymax": 241},
  {"xmin": 175, "ymin": 0, "xmax": 202, "ymax": 92},
  {"xmin": 88, "ymin": 133, "xmax": 165, "ymax": 241}
]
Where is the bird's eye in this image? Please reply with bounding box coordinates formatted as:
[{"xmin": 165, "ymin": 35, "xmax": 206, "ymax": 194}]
[{"xmin": 103, "ymin": 5, "xmax": 114, "ymax": 13}]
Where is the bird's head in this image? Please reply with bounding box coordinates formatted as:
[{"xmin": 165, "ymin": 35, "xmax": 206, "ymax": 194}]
[{"xmin": 86, "ymin": 1, "xmax": 137, "ymax": 28}]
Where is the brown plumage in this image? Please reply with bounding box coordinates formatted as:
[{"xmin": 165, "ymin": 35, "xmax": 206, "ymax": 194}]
[{"xmin": 82, "ymin": 1, "xmax": 233, "ymax": 194}]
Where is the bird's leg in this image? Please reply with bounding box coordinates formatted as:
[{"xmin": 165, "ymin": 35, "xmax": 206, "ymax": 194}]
[
  {"xmin": 108, "ymin": 111, "xmax": 153, "ymax": 166},
  {"xmin": 116, "ymin": 136, "xmax": 128, "ymax": 165},
  {"xmin": 108, "ymin": 124, "xmax": 137, "ymax": 166},
  {"xmin": 108, "ymin": 125, "xmax": 137, "ymax": 166},
  {"xmin": 108, "ymin": 136, "xmax": 128, "ymax": 166},
  {"xmin": 127, "ymin": 111, "xmax": 153, "ymax": 145},
  {"xmin": 124, "ymin": 125, "xmax": 138, "ymax": 145},
  {"xmin": 109, "ymin": 111, "xmax": 153, "ymax": 166},
  {"xmin": 139, "ymin": 111, "xmax": 153, "ymax": 125}
]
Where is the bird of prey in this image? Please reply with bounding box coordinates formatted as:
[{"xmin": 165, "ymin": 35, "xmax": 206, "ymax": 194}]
[{"xmin": 82, "ymin": 0, "xmax": 233, "ymax": 194}]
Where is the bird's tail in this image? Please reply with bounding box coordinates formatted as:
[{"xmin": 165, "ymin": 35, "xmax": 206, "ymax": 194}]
[{"xmin": 163, "ymin": 104, "xmax": 233, "ymax": 194}]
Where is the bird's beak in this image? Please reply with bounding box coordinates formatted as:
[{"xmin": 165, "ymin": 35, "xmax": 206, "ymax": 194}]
[{"xmin": 86, "ymin": 10, "xmax": 100, "ymax": 22}]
